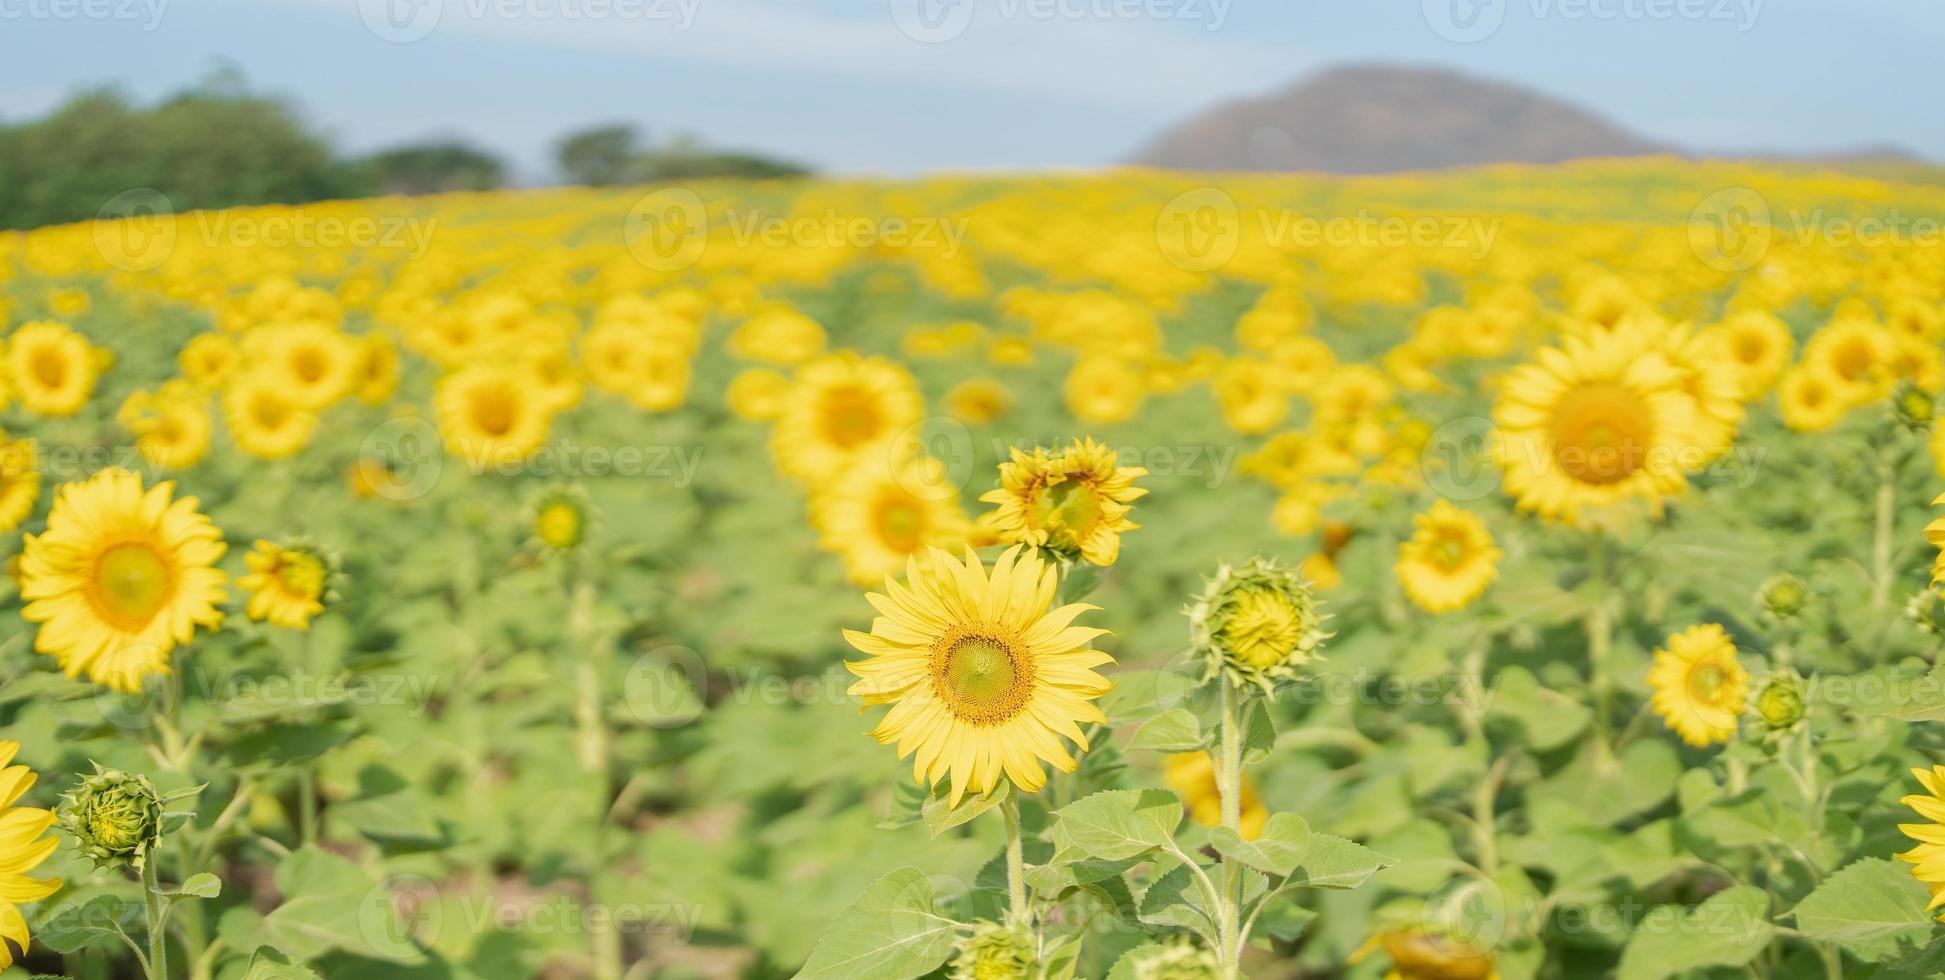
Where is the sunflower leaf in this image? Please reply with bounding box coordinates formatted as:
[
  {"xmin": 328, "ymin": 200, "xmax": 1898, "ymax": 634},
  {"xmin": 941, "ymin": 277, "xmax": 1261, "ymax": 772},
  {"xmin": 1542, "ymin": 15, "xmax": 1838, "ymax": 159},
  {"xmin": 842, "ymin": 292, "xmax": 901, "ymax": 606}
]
[
  {"xmin": 1616, "ymin": 885, "xmax": 1773, "ymax": 980},
  {"xmin": 1210, "ymin": 812, "xmax": 1312, "ymax": 877},
  {"xmin": 1127, "ymin": 709, "xmax": 1206, "ymax": 752},
  {"xmin": 921, "ymin": 780, "xmax": 1008, "ymax": 837},
  {"xmin": 1053, "ymin": 789, "xmax": 1183, "ymax": 861},
  {"xmin": 1283, "ymin": 833, "xmax": 1390, "ymax": 889},
  {"xmin": 795, "ymin": 867, "xmax": 960, "ymax": 980},
  {"xmin": 1790, "ymin": 858, "xmax": 1935, "ymax": 962}
]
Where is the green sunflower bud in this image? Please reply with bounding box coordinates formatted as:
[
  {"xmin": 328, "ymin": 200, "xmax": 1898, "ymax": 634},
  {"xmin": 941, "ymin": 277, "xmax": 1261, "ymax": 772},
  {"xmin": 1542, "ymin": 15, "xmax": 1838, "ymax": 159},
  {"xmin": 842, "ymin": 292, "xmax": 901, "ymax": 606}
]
[
  {"xmin": 1120, "ymin": 937, "xmax": 1222, "ymax": 979},
  {"xmin": 1910, "ymin": 585, "xmax": 1945, "ymax": 635},
  {"xmin": 530, "ymin": 485, "xmax": 592, "ymax": 551},
  {"xmin": 1894, "ymin": 381, "xmax": 1936, "ymax": 430},
  {"xmin": 950, "ymin": 920, "xmax": 1035, "ymax": 980},
  {"xmin": 1758, "ymin": 573, "xmax": 1809, "ymax": 621},
  {"xmin": 1755, "ymin": 673, "xmax": 1806, "ymax": 731},
  {"xmin": 1189, "ymin": 557, "xmax": 1330, "ymax": 697},
  {"xmin": 60, "ymin": 766, "xmax": 164, "ymax": 872}
]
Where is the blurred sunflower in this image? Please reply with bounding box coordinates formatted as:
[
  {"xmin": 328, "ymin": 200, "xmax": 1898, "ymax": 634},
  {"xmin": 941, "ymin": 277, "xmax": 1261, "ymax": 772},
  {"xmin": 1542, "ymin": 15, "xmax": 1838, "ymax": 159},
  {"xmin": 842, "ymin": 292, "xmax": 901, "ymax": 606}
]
[
  {"xmin": 436, "ymin": 365, "xmax": 554, "ymax": 463},
  {"xmin": 843, "ymin": 546, "xmax": 1113, "ymax": 805},
  {"xmin": 815, "ymin": 456, "xmax": 971, "ymax": 586},
  {"xmin": 1396, "ymin": 500, "xmax": 1501, "ymax": 614},
  {"xmin": 252, "ymin": 321, "xmax": 357, "ymax": 410},
  {"xmin": 238, "ymin": 540, "xmax": 332, "ymax": 629},
  {"xmin": 0, "ymin": 437, "xmax": 40, "ymax": 535},
  {"xmin": 980, "ymin": 438, "xmax": 1147, "ymax": 566},
  {"xmin": 1350, "ymin": 926, "xmax": 1496, "ymax": 980},
  {"xmin": 1804, "ymin": 317, "xmax": 1892, "ymax": 405},
  {"xmin": 19, "ymin": 468, "xmax": 228, "ymax": 692},
  {"xmin": 772, "ymin": 353, "xmax": 922, "ymax": 482},
  {"xmin": 0, "ymin": 740, "xmax": 62, "ymax": 971},
  {"xmin": 1492, "ymin": 323, "xmax": 1704, "ymax": 522},
  {"xmin": 7, "ymin": 321, "xmax": 98, "ymax": 417},
  {"xmin": 1646, "ymin": 624, "xmax": 1747, "ymax": 747},
  {"xmin": 224, "ymin": 379, "xmax": 317, "ymax": 459},
  {"xmin": 128, "ymin": 395, "xmax": 212, "ymax": 471},
  {"xmin": 353, "ymin": 331, "xmax": 401, "ymax": 405},
  {"xmin": 1778, "ymin": 364, "xmax": 1848, "ymax": 432},
  {"xmin": 178, "ymin": 332, "xmax": 239, "ymax": 389},
  {"xmin": 1063, "ymin": 356, "xmax": 1144, "ymax": 425},
  {"xmin": 1163, "ymin": 751, "xmax": 1267, "ymax": 839},
  {"xmin": 1214, "ymin": 358, "xmax": 1287, "ymax": 435},
  {"xmin": 944, "ymin": 377, "xmax": 1012, "ymax": 425},
  {"xmin": 726, "ymin": 368, "xmax": 790, "ymax": 421},
  {"xmin": 1703, "ymin": 311, "xmax": 1793, "ymax": 400}
]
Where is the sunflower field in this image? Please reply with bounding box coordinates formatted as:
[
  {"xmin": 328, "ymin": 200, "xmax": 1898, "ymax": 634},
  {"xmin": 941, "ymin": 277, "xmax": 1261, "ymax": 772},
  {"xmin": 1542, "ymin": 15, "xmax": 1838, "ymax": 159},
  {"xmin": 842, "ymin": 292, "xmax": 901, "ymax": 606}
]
[{"xmin": 3, "ymin": 161, "xmax": 1945, "ymax": 980}]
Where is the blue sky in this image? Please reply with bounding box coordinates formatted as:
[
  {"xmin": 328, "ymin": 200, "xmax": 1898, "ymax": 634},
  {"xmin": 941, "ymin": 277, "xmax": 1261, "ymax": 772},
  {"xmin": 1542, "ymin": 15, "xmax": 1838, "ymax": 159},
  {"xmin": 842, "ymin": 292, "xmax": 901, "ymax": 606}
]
[{"xmin": 0, "ymin": 0, "xmax": 1936, "ymax": 180}]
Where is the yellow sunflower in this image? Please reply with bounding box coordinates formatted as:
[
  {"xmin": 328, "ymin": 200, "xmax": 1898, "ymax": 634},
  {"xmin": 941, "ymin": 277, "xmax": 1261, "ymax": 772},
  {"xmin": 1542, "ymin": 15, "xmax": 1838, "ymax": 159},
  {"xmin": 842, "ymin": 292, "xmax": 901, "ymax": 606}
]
[
  {"xmin": 1350, "ymin": 927, "xmax": 1497, "ymax": 980},
  {"xmin": 1896, "ymin": 764, "xmax": 1945, "ymax": 920},
  {"xmin": 843, "ymin": 546, "xmax": 1113, "ymax": 804},
  {"xmin": 223, "ymin": 379, "xmax": 317, "ymax": 459},
  {"xmin": 19, "ymin": 468, "xmax": 228, "ymax": 693},
  {"xmin": 727, "ymin": 368, "xmax": 791, "ymax": 422},
  {"xmin": 1778, "ymin": 363, "xmax": 1848, "ymax": 433},
  {"xmin": 771, "ymin": 353, "xmax": 923, "ymax": 483},
  {"xmin": 1396, "ymin": 501, "xmax": 1501, "ymax": 614},
  {"xmin": 436, "ymin": 364, "xmax": 555, "ymax": 465},
  {"xmin": 1804, "ymin": 317, "xmax": 1893, "ymax": 405},
  {"xmin": 178, "ymin": 332, "xmax": 239, "ymax": 390},
  {"xmin": 249, "ymin": 321, "xmax": 357, "ymax": 410},
  {"xmin": 353, "ymin": 331, "xmax": 401, "ymax": 405},
  {"xmin": 1063, "ymin": 356, "xmax": 1144, "ymax": 425},
  {"xmin": 0, "ymin": 437, "xmax": 40, "ymax": 535},
  {"xmin": 7, "ymin": 321, "xmax": 98, "ymax": 417},
  {"xmin": 815, "ymin": 456, "xmax": 972, "ymax": 586},
  {"xmin": 1703, "ymin": 311, "xmax": 1793, "ymax": 400},
  {"xmin": 1214, "ymin": 358, "xmax": 1288, "ymax": 435},
  {"xmin": 944, "ymin": 378, "xmax": 1012, "ymax": 426},
  {"xmin": 1163, "ymin": 751, "xmax": 1267, "ymax": 840},
  {"xmin": 0, "ymin": 740, "xmax": 63, "ymax": 971},
  {"xmin": 980, "ymin": 438, "xmax": 1147, "ymax": 566},
  {"xmin": 128, "ymin": 394, "xmax": 212, "ymax": 471},
  {"xmin": 237, "ymin": 540, "xmax": 331, "ymax": 630},
  {"xmin": 1492, "ymin": 323, "xmax": 1706, "ymax": 522},
  {"xmin": 1646, "ymin": 624, "xmax": 1748, "ymax": 748}
]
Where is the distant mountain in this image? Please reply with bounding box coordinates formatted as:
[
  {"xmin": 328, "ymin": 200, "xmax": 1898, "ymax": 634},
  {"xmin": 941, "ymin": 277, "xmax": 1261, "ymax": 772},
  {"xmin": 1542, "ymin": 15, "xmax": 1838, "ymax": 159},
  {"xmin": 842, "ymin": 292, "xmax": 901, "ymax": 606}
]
[
  {"xmin": 1130, "ymin": 64, "xmax": 1937, "ymax": 175},
  {"xmin": 1130, "ymin": 64, "xmax": 1673, "ymax": 174}
]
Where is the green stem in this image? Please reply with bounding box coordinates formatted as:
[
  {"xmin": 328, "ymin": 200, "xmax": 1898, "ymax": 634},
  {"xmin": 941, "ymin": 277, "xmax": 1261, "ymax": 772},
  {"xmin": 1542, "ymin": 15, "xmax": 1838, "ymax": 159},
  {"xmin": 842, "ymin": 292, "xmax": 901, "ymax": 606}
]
[
  {"xmin": 296, "ymin": 629, "xmax": 319, "ymax": 847},
  {"xmin": 1001, "ymin": 793, "xmax": 1027, "ymax": 926},
  {"xmin": 567, "ymin": 561, "xmax": 621, "ymax": 980},
  {"xmin": 142, "ymin": 859, "xmax": 170, "ymax": 980},
  {"xmin": 1871, "ymin": 451, "xmax": 1897, "ymax": 621},
  {"xmin": 1216, "ymin": 676, "xmax": 1244, "ymax": 977},
  {"xmin": 1586, "ymin": 533, "xmax": 1614, "ymax": 759}
]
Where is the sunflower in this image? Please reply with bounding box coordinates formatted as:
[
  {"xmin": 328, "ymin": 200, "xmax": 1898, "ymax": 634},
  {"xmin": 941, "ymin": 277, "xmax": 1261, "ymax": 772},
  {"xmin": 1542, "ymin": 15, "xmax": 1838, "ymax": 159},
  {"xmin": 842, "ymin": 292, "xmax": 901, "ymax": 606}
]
[
  {"xmin": 127, "ymin": 392, "xmax": 212, "ymax": 471},
  {"xmin": 727, "ymin": 306, "xmax": 827, "ymax": 365},
  {"xmin": 944, "ymin": 377, "xmax": 1012, "ymax": 425},
  {"xmin": 250, "ymin": 321, "xmax": 357, "ymax": 410},
  {"xmin": 1897, "ymin": 765, "xmax": 1945, "ymax": 920},
  {"xmin": 0, "ymin": 437, "xmax": 40, "ymax": 535},
  {"xmin": 178, "ymin": 332, "xmax": 239, "ymax": 389},
  {"xmin": 237, "ymin": 540, "xmax": 332, "ymax": 629},
  {"xmin": 1927, "ymin": 491, "xmax": 1945, "ymax": 583},
  {"xmin": 772, "ymin": 354, "xmax": 923, "ymax": 483},
  {"xmin": 1350, "ymin": 927, "xmax": 1497, "ymax": 980},
  {"xmin": 223, "ymin": 379, "xmax": 317, "ymax": 459},
  {"xmin": 1396, "ymin": 500, "xmax": 1501, "ymax": 614},
  {"xmin": 1646, "ymin": 624, "xmax": 1748, "ymax": 747},
  {"xmin": 1778, "ymin": 364, "xmax": 1848, "ymax": 433},
  {"xmin": 842, "ymin": 546, "xmax": 1113, "ymax": 804},
  {"xmin": 18, "ymin": 468, "xmax": 228, "ymax": 693},
  {"xmin": 980, "ymin": 438, "xmax": 1147, "ymax": 566},
  {"xmin": 1492, "ymin": 323, "xmax": 1707, "ymax": 522},
  {"xmin": 0, "ymin": 740, "xmax": 62, "ymax": 971},
  {"xmin": 7, "ymin": 321, "xmax": 98, "ymax": 417},
  {"xmin": 726, "ymin": 368, "xmax": 790, "ymax": 421},
  {"xmin": 1214, "ymin": 358, "xmax": 1287, "ymax": 435},
  {"xmin": 1063, "ymin": 356, "xmax": 1144, "ymax": 425},
  {"xmin": 353, "ymin": 331, "xmax": 401, "ymax": 405},
  {"xmin": 436, "ymin": 364, "xmax": 555, "ymax": 465},
  {"xmin": 1163, "ymin": 751, "xmax": 1268, "ymax": 839},
  {"xmin": 815, "ymin": 456, "xmax": 972, "ymax": 586},
  {"xmin": 1804, "ymin": 317, "xmax": 1893, "ymax": 405}
]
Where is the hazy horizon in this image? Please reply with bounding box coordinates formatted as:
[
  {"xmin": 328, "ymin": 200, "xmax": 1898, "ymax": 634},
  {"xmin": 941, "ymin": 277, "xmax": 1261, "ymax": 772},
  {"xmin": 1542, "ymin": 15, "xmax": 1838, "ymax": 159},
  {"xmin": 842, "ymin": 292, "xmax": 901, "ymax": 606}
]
[{"xmin": 1, "ymin": 0, "xmax": 1938, "ymax": 182}]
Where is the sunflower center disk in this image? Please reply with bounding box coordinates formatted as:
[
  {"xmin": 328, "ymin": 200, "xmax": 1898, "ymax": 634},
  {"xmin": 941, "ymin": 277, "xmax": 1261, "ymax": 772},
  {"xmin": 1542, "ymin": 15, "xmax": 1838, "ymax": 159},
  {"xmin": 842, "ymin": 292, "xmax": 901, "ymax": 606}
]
[
  {"xmin": 935, "ymin": 634, "xmax": 1031, "ymax": 725},
  {"xmin": 1548, "ymin": 382, "xmax": 1651, "ymax": 486},
  {"xmin": 872, "ymin": 495, "xmax": 925, "ymax": 553},
  {"xmin": 1688, "ymin": 664, "xmax": 1726, "ymax": 703},
  {"xmin": 92, "ymin": 543, "xmax": 173, "ymax": 627},
  {"xmin": 1037, "ymin": 480, "xmax": 1102, "ymax": 541},
  {"xmin": 1219, "ymin": 587, "xmax": 1303, "ymax": 668},
  {"xmin": 471, "ymin": 388, "xmax": 517, "ymax": 436},
  {"xmin": 820, "ymin": 387, "xmax": 882, "ymax": 448}
]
